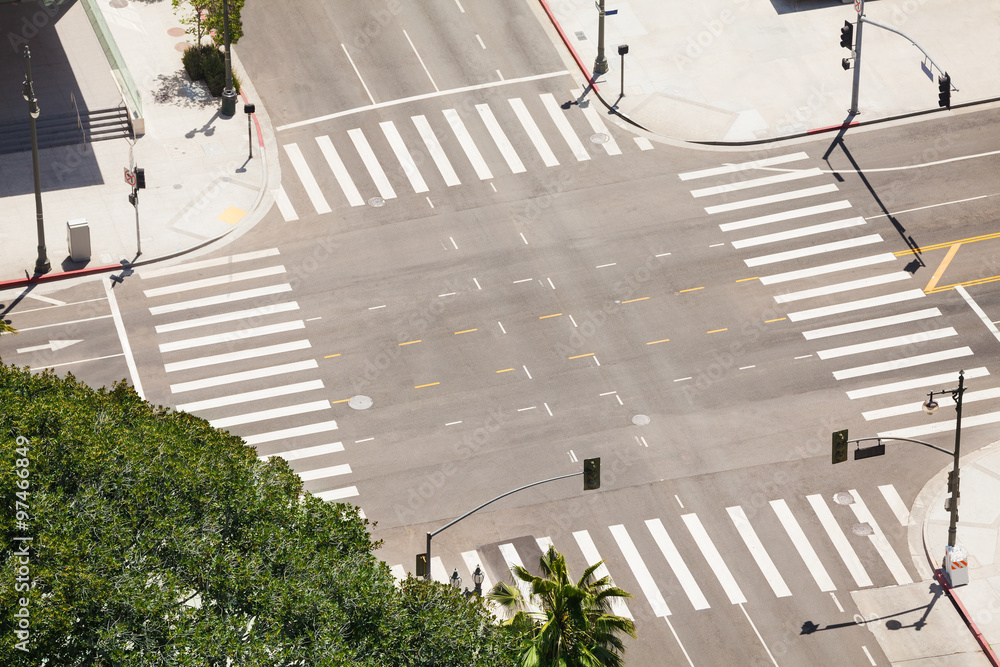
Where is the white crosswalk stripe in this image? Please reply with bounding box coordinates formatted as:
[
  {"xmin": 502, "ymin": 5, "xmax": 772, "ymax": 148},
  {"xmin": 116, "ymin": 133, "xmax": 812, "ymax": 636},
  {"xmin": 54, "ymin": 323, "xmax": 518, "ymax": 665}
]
[
  {"xmin": 380, "ymin": 120, "xmax": 429, "ymax": 192},
  {"xmin": 681, "ymin": 513, "xmax": 746, "ymax": 605},
  {"xmin": 349, "ymin": 128, "xmax": 396, "ymax": 199},
  {"xmin": 847, "ymin": 490, "xmax": 913, "ymax": 585},
  {"xmin": 573, "ymin": 530, "xmax": 634, "ymax": 619},
  {"xmin": 154, "ymin": 302, "xmax": 300, "ymax": 334},
  {"xmin": 163, "ymin": 340, "xmax": 312, "ymax": 373},
  {"xmin": 510, "ymin": 97, "xmax": 559, "ymax": 167},
  {"xmin": 863, "ymin": 388, "xmax": 1000, "ymax": 421},
  {"xmin": 833, "ymin": 347, "xmax": 973, "ymax": 381},
  {"xmin": 571, "ymin": 90, "xmax": 622, "ymax": 156},
  {"xmin": 806, "ymin": 494, "xmax": 873, "ymax": 589},
  {"xmin": 704, "ymin": 184, "xmax": 839, "ymax": 215},
  {"xmin": 444, "ymin": 108, "xmax": 493, "ymax": 180},
  {"xmin": 802, "ymin": 308, "xmax": 942, "ymax": 341},
  {"xmin": 158, "ymin": 320, "xmax": 305, "ymax": 353},
  {"xmin": 609, "ymin": 524, "xmax": 670, "ymax": 617},
  {"xmin": 283, "ymin": 143, "xmax": 331, "ymax": 214},
  {"xmin": 787, "ymin": 289, "xmax": 925, "ymax": 322},
  {"xmin": 726, "ymin": 507, "xmax": 791, "ymax": 598},
  {"xmin": 143, "ymin": 266, "xmax": 286, "ymax": 298},
  {"xmin": 259, "ymin": 442, "xmax": 344, "ymax": 462},
  {"xmin": 678, "ymin": 151, "xmax": 809, "ymax": 181},
  {"xmin": 148, "ymin": 284, "xmax": 293, "ymax": 316},
  {"xmin": 878, "ymin": 485, "xmax": 910, "ymax": 527},
  {"xmin": 170, "ymin": 360, "xmax": 319, "ymax": 393},
  {"xmin": 297, "ymin": 463, "xmax": 351, "ymax": 482},
  {"xmin": 878, "ymin": 411, "xmax": 1000, "ymax": 439},
  {"xmin": 313, "ymin": 486, "xmax": 359, "ymax": 502},
  {"xmin": 316, "ymin": 135, "xmax": 365, "ymax": 206},
  {"xmin": 540, "ymin": 93, "xmax": 590, "ymax": 161},
  {"xmin": 817, "ymin": 327, "xmax": 957, "ymax": 360},
  {"xmin": 140, "ymin": 249, "xmax": 281, "ymax": 279},
  {"xmin": 645, "ymin": 518, "xmax": 711, "ymax": 609},
  {"xmin": 775, "ymin": 272, "xmax": 911, "ymax": 304},
  {"xmin": 720, "ymin": 200, "xmax": 853, "ymax": 232},
  {"xmin": 691, "ymin": 168, "xmax": 822, "ymax": 198},
  {"xmin": 847, "ymin": 367, "xmax": 990, "ymax": 400},
  {"xmin": 771, "ymin": 499, "xmax": 836, "ymax": 592},
  {"xmin": 733, "ymin": 216, "xmax": 866, "ymax": 249},
  {"xmin": 176, "ymin": 380, "xmax": 325, "ymax": 412},
  {"xmin": 476, "ymin": 104, "xmax": 526, "ymax": 173},
  {"xmin": 758, "ymin": 253, "xmax": 898, "ymax": 285},
  {"xmin": 498, "ymin": 543, "xmax": 542, "ymax": 614},
  {"xmin": 209, "ymin": 400, "xmax": 331, "ymax": 428},
  {"xmin": 275, "ymin": 185, "xmax": 298, "ymax": 221},
  {"xmin": 244, "ymin": 421, "xmax": 339, "ymax": 446},
  {"xmin": 413, "ymin": 114, "xmax": 461, "ymax": 186},
  {"xmin": 745, "ymin": 235, "xmax": 883, "ymax": 267}
]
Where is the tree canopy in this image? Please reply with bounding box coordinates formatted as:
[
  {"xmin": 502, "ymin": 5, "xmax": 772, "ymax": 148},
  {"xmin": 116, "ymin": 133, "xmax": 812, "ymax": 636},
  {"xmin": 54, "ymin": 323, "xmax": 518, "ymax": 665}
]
[
  {"xmin": 0, "ymin": 362, "xmax": 516, "ymax": 665},
  {"xmin": 172, "ymin": 0, "xmax": 246, "ymax": 46}
]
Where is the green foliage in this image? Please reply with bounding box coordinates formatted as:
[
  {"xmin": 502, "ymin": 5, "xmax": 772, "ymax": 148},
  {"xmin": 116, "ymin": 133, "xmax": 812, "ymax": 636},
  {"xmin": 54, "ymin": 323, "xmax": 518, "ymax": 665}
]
[
  {"xmin": 0, "ymin": 363, "xmax": 516, "ymax": 665},
  {"xmin": 489, "ymin": 546, "xmax": 637, "ymax": 667},
  {"xmin": 0, "ymin": 321, "xmax": 15, "ymax": 335},
  {"xmin": 182, "ymin": 44, "xmax": 241, "ymax": 97},
  {"xmin": 172, "ymin": 0, "xmax": 245, "ymax": 46}
]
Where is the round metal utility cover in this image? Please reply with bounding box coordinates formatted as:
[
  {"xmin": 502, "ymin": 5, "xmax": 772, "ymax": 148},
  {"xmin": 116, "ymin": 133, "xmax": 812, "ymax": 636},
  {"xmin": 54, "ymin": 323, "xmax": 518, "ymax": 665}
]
[
  {"xmin": 368, "ymin": 196, "xmax": 386, "ymax": 207},
  {"xmin": 590, "ymin": 133, "xmax": 610, "ymax": 144},
  {"xmin": 851, "ymin": 522, "xmax": 874, "ymax": 536},
  {"xmin": 349, "ymin": 395, "xmax": 373, "ymax": 410},
  {"xmin": 632, "ymin": 414, "xmax": 650, "ymax": 426},
  {"xmin": 834, "ymin": 491, "xmax": 856, "ymax": 505}
]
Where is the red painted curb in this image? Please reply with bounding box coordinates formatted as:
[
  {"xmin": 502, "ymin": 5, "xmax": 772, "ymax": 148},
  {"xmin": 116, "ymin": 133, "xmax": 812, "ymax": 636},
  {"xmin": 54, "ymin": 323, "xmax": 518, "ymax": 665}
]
[
  {"xmin": 537, "ymin": 0, "xmax": 598, "ymax": 93},
  {"xmin": 936, "ymin": 569, "xmax": 1000, "ymax": 666},
  {"xmin": 806, "ymin": 120, "xmax": 861, "ymax": 135},
  {"xmin": 239, "ymin": 89, "xmax": 264, "ymax": 148},
  {"xmin": 0, "ymin": 264, "xmax": 123, "ymax": 292}
]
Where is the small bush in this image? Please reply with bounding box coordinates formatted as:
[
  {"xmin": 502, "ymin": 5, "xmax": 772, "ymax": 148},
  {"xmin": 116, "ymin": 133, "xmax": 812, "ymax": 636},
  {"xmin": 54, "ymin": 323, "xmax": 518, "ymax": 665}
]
[{"xmin": 182, "ymin": 44, "xmax": 240, "ymax": 97}]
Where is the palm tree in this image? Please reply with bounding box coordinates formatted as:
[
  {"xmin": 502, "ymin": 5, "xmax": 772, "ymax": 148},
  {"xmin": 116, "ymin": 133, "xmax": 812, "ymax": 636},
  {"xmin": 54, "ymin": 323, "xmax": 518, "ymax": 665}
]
[{"xmin": 489, "ymin": 545, "xmax": 636, "ymax": 667}]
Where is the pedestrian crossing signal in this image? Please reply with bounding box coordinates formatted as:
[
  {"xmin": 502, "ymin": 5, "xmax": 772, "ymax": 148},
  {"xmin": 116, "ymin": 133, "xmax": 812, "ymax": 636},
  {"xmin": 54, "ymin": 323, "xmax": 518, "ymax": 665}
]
[
  {"xmin": 415, "ymin": 553, "xmax": 428, "ymax": 577},
  {"xmin": 583, "ymin": 457, "xmax": 600, "ymax": 490},
  {"xmin": 832, "ymin": 430, "xmax": 849, "ymax": 464}
]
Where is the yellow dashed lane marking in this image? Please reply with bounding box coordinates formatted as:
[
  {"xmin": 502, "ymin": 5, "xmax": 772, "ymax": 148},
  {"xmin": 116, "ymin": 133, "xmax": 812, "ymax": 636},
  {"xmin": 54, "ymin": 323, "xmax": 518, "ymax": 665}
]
[
  {"xmin": 324, "ymin": 354, "xmax": 341, "ymax": 358},
  {"xmin": 455, "ymin": 328, "xmax": 478, "ymax": 334},
  {"xmin": 706, "ymin": 328, "xmax": 728, "ymax": 334},
  {"xmin": 736, "ymin": 277, "xmax": 758, "ymax": 283},
  {"xmin": 765, "ymin": 318, "xmax": 787, "ymax": 323},
  {"xmin": 496, "ymin": 368, "xmax": 514, "ymax": 373},
  {"xmin": 646, "ymin": 339, "xmax": 670, "ymax": 345},
  {"xmin": 539, "ymin": 313, "xmax": 563, "ymax": 319},
  {"xmin": 399, "ymin": 339, "xmax": 422, "ymax": 346},
  {"xmin": 679, "ymin": 287, "xmax": 704, "ymax": 293},
  {"xmin": 414, "ymin": 382, "xmax": 440, "ymax": 389},
  {"xmin": 621, "ymin": 297, "xmax": 649, "ymax": 304},
  {"xmin": 568, "ymin": 353, "xmax": 595, "ymax": 360},
  {"xmin": 331, "ymin": 398, "xmax": 350, "ymax": 404}
]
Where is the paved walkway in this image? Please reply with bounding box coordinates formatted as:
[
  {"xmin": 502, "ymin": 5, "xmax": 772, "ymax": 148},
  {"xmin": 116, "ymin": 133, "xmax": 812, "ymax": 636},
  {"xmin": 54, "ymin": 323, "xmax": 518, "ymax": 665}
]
[
  {"xmin": 544, "ymin": 0, "xmax": 1000, "ymax": 143},
  {"xmin": 0, "ymin": 0, "xmax": 278, "ymax": 288}
]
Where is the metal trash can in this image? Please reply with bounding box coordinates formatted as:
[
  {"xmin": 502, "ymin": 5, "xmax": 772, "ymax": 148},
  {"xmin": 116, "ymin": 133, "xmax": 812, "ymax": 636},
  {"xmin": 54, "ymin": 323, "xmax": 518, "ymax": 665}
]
[{"xmin": 67, "ymin": 218, "xmax": 90, "ymax": 262}]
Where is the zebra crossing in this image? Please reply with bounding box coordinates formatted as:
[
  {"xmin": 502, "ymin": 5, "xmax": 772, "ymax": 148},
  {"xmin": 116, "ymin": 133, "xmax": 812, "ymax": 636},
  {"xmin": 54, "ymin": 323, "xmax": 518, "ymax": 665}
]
[
  {"xmin": 390, "ymin": 484, "xmax": 915, "ymax": 616},
  {"xmin": 276, "ymin": 89, "xmax": 652, "ymax": 219},
  {"xmin": 679, "ymin": 151, "xmax": 1000, "ymax": 439},
  {"xmin": 138, "ymin": 249, "xmax": 358, "ymax": 504}
]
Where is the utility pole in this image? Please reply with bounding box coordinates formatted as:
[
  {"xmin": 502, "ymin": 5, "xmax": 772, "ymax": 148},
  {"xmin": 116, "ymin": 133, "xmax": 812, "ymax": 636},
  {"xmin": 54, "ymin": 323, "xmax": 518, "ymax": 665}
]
[
  {"xmin": 850, "ymin": 0, "xmax": 863, "ymax": 115},
  {"xmin": 23, "ymin": 46, "xmax": 50, "ymax": 275},
  {"xmin": 594, "ymin": 0, "xmax": 609, "ymax": 75},
  {"xmin": 221, "ymin": 0, "xmax": 237, "ymax": 116}
]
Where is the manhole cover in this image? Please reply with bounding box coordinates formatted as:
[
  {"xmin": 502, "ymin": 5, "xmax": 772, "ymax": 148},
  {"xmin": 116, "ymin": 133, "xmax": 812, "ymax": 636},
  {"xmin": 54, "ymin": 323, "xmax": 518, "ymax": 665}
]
[
  {"xmin": 349, "ymin": 395, "xmax": 373, "ymax": 410},
  {"xmin": 632, "ymin": 414, "xmax": 650, "ymax": 426},
  {"xmin": 834, "ymin": 491, "xmax": 856, "ymax": 505},
  {"xmin": 368, "ymin": 196, "xmax": 385, "ymax": 207},
  {"xmin": 851, "ymin": 522, "xmax": 874, "ymax": 536},
  {"xmin": 590, "ymin": 133, "xmax": 610, "ymax": 144}
]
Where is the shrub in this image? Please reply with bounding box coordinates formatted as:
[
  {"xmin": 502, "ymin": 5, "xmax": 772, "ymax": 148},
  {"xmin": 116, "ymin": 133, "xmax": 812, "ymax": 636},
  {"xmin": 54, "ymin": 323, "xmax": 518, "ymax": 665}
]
[{"xmin": 182, "ymin": 43, "xmax": 241, "ymax": 97}]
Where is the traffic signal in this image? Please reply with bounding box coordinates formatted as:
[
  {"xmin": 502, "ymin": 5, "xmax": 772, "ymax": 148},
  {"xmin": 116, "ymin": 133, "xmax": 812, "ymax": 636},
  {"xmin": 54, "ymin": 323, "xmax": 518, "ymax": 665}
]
[
  {"xmin": 415, "ymin": 553, "xmax": 428, "ymax": 577},
  {"xmin": 938, "ymin": 73, "xmax": 951, "ymax": 109},
  {"xmin": 832, "ymin": 429, "xmax": 849, "ymax": 464},
  {"xmin": 135, "ymin": 167, "xmax": 145, "ymax": 189},
  {"xmin": 840, "ymin": 20, "xmax": 854, "ymax": 50},
  {"xmin": 583, "ymin": 457, "xmax": 600, "ymax": 490}
]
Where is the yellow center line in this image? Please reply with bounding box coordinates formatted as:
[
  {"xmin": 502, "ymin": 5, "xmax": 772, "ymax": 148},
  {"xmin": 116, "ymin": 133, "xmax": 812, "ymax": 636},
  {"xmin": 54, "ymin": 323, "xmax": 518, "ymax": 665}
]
[
  {"xmin": 765, "ymin": 317, "xmax": 787, "ymax": 323},
  {"xmin": 621, "ymin": 297, "xmax": 650, "ymax": 304},
  {"xmin": 646, "ymin": 339, "xmax": 670, "ymax": 345},
  {"xmin": 539, "ymin": 313, "xmax": 563, "ymax": 319},
  {"xmin": 736, "ymin": 277, "xmax": 758, "ymax": 283},
  {"xmin": 496, "ymin": 368, "xmax": 514, "ymax": 373},
  {"xmin": 414, "ymin": 382, "xmax": 440, "ymax": 389},
  {"xmin": 679, "ymin": 287, "xmax": 704, "ymax": 293},
  {"xmin": 455, "ymin": 328, "xmax": 478, "ymax": 334},
  {"xmin": 399, "ymin": 339, "xmax": 422, "ymax": 346},
  {"xmin": 706, "ymin": 328, "xmax": 728, "ymax": 334},
  {"xmin": 927, "ymin": 274, "xmax": 1000, "ymax": 293},
  {"xmin": 568, "ymin": 353, "xmax": 595, "ymax": 359},
  {"xmin": 324, "ymin": 353, "xmax": 341, "ymax": 358},
  {"xmin": 924, "ymin": 243, "xmax": 962, "ymax": 292},
  {"xmin": 331, "ymin": 398, "xmax": 350, "ymax": 404},
  {"xmin": 894, "ymin": 231, "xmax": 1000, "ymax": 256}
]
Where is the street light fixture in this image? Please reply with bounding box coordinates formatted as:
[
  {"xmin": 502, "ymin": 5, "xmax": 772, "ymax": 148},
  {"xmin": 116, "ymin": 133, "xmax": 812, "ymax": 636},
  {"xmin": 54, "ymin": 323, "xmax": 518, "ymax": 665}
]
[
  {"xmin": 450, "ymin": 569, "xmax": 462, "ymax": 589},
  {"xmin": 22, "ymin": 46, "xmax": 50, "ymax": 275},
  {"xmin": 472, "ymin": 565, "xmax": 484, "ymax": 596},
  {"xmin": 923, "ymin": 370, "xmax": 965, "ymax": 551}
]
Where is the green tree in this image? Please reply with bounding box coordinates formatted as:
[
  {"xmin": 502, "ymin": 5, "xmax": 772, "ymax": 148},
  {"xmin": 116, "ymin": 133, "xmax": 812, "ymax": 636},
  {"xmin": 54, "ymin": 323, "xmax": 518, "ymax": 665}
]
[
  {"xmin": 0, "ymin": 363, "xmax": 515, "ymax": 665},
  {"xmin": 172, "ymin": 0, "xmax": 246, "ymax": 46},
  {"xmin": 489, "ymin": 545, "xmax": 636, "ymax": 667}
]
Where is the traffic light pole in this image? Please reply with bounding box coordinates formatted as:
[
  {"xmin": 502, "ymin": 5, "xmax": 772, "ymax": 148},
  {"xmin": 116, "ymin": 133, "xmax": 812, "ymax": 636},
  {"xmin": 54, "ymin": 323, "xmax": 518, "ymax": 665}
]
[
  {"xmin": 849, "ymin": 1, "xmax": 863, "ymax": 115},
  {"xmin": 423, "ymin": 471, "xmax": 585, "ymax": 581}
]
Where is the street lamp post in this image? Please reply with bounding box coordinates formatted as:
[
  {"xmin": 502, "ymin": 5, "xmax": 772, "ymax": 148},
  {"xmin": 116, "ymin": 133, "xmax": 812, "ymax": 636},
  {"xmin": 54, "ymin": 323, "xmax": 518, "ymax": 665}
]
[
  {"xmin": 594, "ymin": 0, "xmax": 609, "ymax": 75},
  {"xmin": 220, "ymin": 0, "xmax": 237, "ymax": 116},
  {"xmin": 923, "ymin": 370, "xmax": 965, "ymax": 551},
  {"xmin": 22, "ymin": 46, "xmax": 50, "ymax": 275}
]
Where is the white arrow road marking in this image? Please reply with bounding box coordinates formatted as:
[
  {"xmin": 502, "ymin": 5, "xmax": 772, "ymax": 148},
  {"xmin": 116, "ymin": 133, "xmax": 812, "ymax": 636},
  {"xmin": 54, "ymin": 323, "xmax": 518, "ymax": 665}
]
[{"xmin": 16, "ymin": 339, "xmax": 83, "ymax": 354}]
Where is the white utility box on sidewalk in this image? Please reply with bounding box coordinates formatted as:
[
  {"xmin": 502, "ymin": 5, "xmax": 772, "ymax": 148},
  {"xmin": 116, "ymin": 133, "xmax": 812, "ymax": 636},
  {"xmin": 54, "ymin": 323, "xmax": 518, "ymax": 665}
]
[
  {"xmin": 945, "ymin": 544, "xmax": 969, "ymax": 587},
  {"xmin": 67, "ymin": 218, "xmax": 91, "ymax": 262}
]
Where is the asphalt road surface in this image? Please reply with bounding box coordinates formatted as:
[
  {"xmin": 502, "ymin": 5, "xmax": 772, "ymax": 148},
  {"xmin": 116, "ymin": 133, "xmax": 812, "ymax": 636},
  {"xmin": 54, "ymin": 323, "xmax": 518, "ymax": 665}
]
[{"xmin": 3, "ymin": 0, "xmax": 1000, "ymax": 664}]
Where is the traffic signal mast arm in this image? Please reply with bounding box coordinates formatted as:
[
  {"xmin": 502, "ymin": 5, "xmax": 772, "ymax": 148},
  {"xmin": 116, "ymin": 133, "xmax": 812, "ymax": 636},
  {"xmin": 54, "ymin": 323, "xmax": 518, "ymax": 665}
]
[
  {"xmin": 849, "ymin": 436, "xmax": 954, "ymax": 457},
  {"xmin": 858, "ymin": 15, "xmax": 957, "ymax": 93}
]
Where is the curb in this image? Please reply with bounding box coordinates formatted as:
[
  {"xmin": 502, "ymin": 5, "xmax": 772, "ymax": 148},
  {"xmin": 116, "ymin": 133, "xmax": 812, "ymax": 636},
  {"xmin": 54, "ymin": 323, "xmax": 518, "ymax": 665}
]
[
  {"xmin": 534, "ymin": 0, "xmax": 1000, "ymax": 147},
  {"xmin": 935, "ymin": 569, "xmax": 1000, "ymax": 667}
]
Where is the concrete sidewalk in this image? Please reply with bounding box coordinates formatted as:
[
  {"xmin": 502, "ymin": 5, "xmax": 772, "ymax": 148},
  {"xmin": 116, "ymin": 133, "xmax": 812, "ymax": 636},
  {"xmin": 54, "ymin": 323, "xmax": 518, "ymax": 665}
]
[
  {"xmin": 0, "ymin": 0, "xmax": 278, "ymax": 288},
  {"xmin": 543, "ymin": 0, "xmax": 1000, "ymax": 143},
  {"xmin": 849, "ymin": 440, "xmax": 1000, "ymax": 666}
]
